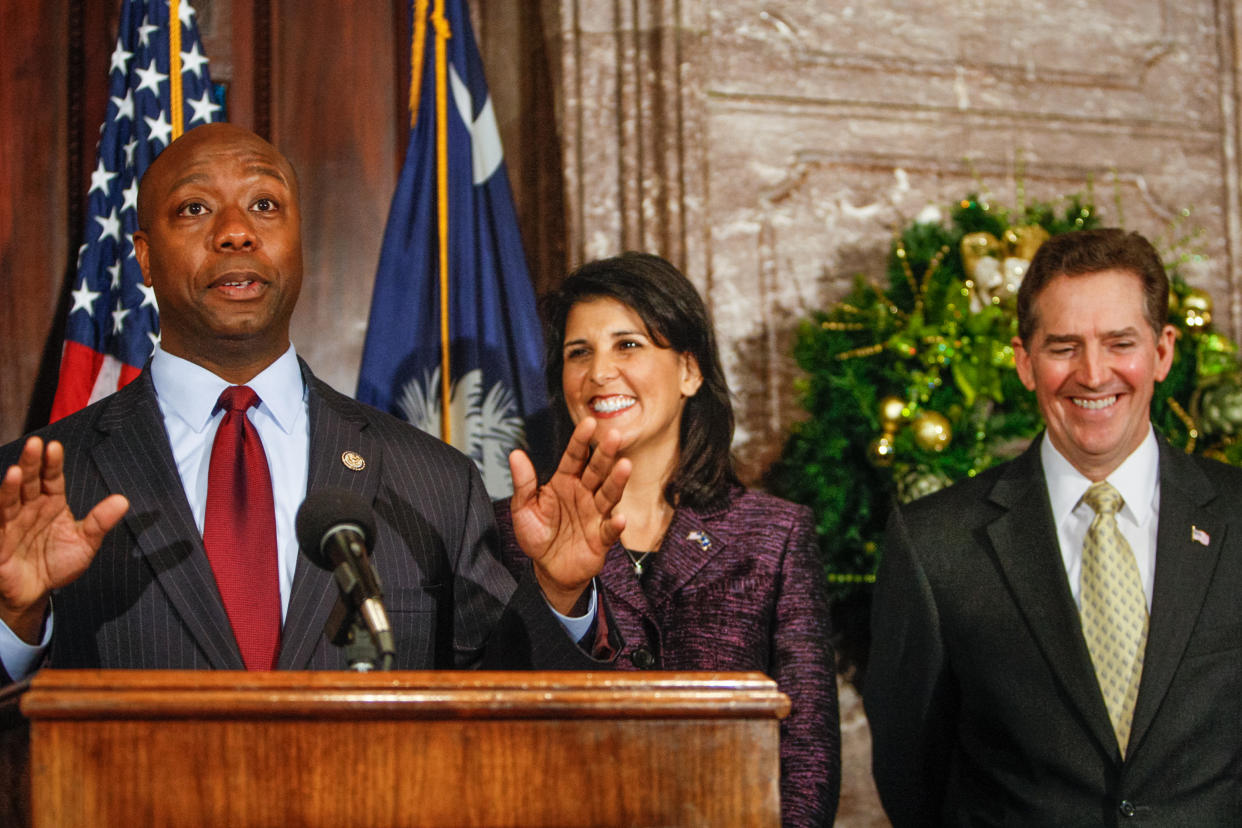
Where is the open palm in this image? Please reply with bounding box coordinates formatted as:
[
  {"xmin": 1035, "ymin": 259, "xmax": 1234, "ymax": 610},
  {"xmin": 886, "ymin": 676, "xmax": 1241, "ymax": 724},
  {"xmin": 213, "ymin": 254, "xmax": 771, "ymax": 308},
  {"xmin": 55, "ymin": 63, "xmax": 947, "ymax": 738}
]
[
  {"xmin": 508, "ymin": 418, "xmax": 630, "ymax": 612},
  {"xmin": 0, "ymin": 437, "xmax": 128, "ymax": 642}
]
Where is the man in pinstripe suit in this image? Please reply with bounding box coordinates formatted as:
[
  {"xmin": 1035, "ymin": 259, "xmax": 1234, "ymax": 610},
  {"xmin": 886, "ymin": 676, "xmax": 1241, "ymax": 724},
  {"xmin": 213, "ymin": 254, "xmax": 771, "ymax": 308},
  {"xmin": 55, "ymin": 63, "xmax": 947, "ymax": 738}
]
[{"xmin": 0, "ymin": 123, "xmax": 627, "ymax": 679}]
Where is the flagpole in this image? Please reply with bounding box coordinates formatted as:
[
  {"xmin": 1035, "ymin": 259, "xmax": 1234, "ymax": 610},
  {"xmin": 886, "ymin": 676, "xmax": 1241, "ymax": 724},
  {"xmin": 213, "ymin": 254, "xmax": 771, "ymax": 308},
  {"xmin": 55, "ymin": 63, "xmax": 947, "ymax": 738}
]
[
  {"xmin": 409, "ymin": 0, "xmax": 429, "ymax": 128},
  {"xmin": 169, "ymin": 0, "xmax": 184, "ymax": 140},
  {"xmin": 432, "ymin": 1, "xmax": 453, "ymax": 444}
]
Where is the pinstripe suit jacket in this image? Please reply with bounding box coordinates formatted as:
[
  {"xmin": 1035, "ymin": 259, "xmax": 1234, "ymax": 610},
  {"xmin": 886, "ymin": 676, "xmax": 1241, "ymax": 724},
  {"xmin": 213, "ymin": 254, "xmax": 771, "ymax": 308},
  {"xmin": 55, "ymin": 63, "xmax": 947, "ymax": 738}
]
[
  {"xmin": 0, "ymin": 362, "xmax": 602, "ymax": 675},
  {"xmin": 497, "ymin": 488, "xmax": 841, "ymax": 827}
]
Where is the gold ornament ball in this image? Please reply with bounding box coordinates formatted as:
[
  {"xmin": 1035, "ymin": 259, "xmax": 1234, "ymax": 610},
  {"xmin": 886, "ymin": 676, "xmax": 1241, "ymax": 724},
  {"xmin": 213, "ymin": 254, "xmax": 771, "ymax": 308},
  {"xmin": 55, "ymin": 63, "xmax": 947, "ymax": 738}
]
[
  {"xmin": 878, "ymin": 395, "xmax": 908, "ymax": 429},
  {"xmin": 912, "ymin": 410, "xmax": 953, "ymax": 452},
  {"xmin": 1182, "ymin": 288, "xmax": 1213, "ymax": 328},
  {"xmin": 868, "ymin": 433, "xmax": 897, "ymax": 466}
]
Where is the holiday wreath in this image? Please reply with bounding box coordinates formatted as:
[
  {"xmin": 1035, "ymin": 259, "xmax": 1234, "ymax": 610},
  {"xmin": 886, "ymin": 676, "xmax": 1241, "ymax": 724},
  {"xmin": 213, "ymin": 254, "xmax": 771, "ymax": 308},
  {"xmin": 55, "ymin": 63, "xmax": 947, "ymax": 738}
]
[{"xmin": 769, "ymin": 192, "xmax": 1242, "ymax": 623}]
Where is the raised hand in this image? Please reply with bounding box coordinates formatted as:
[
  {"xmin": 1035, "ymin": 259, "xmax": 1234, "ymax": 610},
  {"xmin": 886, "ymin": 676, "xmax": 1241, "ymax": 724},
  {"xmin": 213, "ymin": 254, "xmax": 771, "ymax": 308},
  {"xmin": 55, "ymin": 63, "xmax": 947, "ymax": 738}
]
[
  {"xmin": 0, "ymin": 437, "xmax": 128, "ymax": 643},
  {"xmin": 508, "ymin": 418, "xmax": 630, "ymax": 614}
]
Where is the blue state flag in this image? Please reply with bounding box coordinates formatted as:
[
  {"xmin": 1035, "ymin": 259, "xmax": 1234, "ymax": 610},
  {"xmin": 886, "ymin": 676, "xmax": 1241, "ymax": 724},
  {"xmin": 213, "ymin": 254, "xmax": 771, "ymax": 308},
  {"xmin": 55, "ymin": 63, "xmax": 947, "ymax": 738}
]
[{"xmin": 357, "ymin": 0, "xmax": 549, "ymax": 497}]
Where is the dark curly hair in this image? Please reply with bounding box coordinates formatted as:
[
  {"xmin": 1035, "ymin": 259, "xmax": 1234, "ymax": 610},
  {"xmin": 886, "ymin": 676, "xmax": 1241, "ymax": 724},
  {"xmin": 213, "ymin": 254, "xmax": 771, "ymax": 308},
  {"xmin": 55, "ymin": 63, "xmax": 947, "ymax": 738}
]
[{"xmin": 542, "ymin": 252, "xmax": 740, "ymax": 509}]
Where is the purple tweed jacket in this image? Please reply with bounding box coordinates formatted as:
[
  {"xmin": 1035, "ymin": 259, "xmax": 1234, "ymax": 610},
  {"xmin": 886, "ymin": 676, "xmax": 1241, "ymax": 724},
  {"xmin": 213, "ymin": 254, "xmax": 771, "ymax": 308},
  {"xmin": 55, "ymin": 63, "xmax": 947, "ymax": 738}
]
[{"xmin": 497, "ymin": 486, "xmax": 840, "ymax": 827}]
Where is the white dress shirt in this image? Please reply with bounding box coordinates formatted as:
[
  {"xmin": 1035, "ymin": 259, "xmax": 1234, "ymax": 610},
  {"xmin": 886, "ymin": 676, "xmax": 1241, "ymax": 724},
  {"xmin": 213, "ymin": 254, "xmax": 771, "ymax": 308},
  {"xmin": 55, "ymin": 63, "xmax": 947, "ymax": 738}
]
[
  {"xmin": 152, "ymin": 344, "xmax": 308, "ymax": 619},
  {"xmin": 1041, "ymin": 428, "xmax": 1159, "ymax": 612}
]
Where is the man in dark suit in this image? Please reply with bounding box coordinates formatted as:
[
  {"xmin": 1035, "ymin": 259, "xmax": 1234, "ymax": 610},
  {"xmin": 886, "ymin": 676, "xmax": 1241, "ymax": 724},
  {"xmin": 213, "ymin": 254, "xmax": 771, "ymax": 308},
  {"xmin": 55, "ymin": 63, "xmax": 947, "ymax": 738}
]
[
  {"xmin": 865, "ymin": 228, "xmax": 1242, "ymax": 825},
  {"xmin": 0, "ymin": 123, "xmax": 628, "ymax": 678}
]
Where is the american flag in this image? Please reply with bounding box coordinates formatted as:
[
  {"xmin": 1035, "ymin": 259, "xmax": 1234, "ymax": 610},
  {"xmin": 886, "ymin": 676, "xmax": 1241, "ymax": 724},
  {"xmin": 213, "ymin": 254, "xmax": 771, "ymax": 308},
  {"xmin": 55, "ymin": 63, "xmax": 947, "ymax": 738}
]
[{"xmin": 50, "ymin": 0, "xmax": 221, "ymax": 421}]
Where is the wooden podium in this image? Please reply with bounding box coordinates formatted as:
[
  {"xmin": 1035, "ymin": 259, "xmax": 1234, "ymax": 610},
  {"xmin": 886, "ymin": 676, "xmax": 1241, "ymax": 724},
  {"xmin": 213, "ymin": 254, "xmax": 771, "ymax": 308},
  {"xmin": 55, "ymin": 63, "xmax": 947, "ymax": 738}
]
[{"xmin": 0, "ymin": 670, "xmax": 788, "ymax": 827}]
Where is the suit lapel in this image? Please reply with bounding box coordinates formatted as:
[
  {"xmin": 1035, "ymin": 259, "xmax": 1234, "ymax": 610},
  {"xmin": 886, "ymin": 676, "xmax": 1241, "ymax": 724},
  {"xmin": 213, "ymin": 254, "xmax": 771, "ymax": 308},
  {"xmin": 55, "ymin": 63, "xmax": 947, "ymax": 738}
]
[
  {"xmin": 1128, "ymin": 443, "xmax": 1223, "ymax": 752},
  {"xmin": 647, "ymin": 507, "xmax": 727, "ymax": 607},
  {"xmin": 600, "ymin": 542, "xmax": 654, "ymax": 620},
  {"xmin": 92, "ymin": 373, "xmax": 243, "ymax": 669},
  {"xmin": 600, "ymin": 504, "xmax": 727, "ymax": 624},
  {"xmin": 277, "ymin": 367, "xmax": 382, "ymax": 669},
  {"xmin": 985, "ymin": 443, "xmax": 1119, "ymax": 756}
]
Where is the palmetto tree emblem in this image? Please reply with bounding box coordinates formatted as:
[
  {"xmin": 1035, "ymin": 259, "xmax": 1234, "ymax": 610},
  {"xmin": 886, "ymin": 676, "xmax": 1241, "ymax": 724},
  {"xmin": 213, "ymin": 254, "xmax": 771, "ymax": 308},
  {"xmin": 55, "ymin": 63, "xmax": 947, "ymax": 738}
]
[{"xmin": 397, "ymin": 367, "xmax": 526, "ymax": 496}]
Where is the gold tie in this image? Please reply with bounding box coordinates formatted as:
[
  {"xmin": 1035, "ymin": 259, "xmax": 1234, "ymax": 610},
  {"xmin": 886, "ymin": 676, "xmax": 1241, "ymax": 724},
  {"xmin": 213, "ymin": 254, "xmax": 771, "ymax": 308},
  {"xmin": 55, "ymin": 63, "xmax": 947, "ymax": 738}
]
[{"xmin": 1080, "ymin": 481, "xmax": 1148, "ymax": 756}]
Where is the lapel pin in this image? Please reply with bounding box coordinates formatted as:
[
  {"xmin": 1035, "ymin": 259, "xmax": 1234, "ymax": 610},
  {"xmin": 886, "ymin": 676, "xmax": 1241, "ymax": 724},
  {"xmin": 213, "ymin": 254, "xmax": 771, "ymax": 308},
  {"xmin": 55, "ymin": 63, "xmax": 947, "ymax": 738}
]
[
  {"xmin": 686, "ymin": 530, "xmax": 712, "ymax": 551},
  {"xmin": 341, "ymin": 450, "xmax": 366, "ymax": 471},
  {"xmin": 1191, "ymin": 525, "xmax": 1210, "ymax": 546}
]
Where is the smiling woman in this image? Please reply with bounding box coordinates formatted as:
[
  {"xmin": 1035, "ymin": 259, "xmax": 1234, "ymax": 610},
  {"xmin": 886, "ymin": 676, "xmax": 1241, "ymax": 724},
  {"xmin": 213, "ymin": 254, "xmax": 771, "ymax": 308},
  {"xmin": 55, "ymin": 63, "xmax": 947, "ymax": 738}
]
[{"xmin": 495, "ymin": 252, "xmax": 842, "ymax": 826}]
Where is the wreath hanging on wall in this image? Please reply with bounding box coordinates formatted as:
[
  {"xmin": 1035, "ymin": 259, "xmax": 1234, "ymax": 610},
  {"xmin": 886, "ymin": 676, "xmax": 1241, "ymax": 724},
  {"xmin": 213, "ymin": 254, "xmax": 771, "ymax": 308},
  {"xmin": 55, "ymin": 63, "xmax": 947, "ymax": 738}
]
[{"xmin": 768, "ymin": 192, "xmax": 1242, "ymax": 627}]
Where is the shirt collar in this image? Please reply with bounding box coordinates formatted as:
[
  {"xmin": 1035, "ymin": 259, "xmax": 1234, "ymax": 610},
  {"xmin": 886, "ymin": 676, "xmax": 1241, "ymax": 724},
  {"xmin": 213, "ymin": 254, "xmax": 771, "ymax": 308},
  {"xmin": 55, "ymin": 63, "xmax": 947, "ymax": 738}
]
[
  {"xmin": 149, "ymin": 345, "xmax": 305, "ymax": 434},
  {"xmin": 1040, "ymin": 426, "xmax": 1159, "ymax": 526}
]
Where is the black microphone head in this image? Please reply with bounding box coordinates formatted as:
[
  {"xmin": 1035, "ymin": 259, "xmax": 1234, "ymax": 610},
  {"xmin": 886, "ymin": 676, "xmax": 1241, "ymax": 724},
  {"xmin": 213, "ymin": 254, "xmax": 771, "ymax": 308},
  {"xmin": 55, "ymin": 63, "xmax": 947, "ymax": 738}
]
[{"xmin": 295, "ymin": 488, "xmax": 378, "ymax": 570}]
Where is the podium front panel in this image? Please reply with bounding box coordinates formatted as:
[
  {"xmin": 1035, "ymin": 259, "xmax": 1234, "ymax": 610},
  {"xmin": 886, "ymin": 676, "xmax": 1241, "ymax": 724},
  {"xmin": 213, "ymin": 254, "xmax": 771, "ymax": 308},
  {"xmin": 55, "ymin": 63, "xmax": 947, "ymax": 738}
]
[{"xmin": 15, "ymin": 670, "xmax": 789, "ymax": 827}]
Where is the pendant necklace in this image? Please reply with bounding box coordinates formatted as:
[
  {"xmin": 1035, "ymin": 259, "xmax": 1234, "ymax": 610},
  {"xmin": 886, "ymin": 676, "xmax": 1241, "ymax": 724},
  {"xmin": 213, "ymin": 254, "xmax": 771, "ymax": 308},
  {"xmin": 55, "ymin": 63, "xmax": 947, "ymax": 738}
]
[{"xmin": 623, "ymin": 548, "xmax": 654, "ymax": 576}]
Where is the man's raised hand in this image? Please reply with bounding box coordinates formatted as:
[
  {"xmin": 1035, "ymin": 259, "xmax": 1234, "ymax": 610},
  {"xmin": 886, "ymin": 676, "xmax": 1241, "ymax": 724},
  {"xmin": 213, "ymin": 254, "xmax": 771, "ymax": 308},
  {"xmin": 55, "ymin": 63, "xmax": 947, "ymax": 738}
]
[{"xmin": 0, "ymin": 437, "xmax": 128, "ymax": 642}]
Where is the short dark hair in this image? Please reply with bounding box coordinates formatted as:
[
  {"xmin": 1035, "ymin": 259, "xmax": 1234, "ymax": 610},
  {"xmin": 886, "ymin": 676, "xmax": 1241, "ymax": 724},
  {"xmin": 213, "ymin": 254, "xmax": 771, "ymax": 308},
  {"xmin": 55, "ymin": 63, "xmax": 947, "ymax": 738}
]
[
  {"xmin": 1016, "ymin": 228, "xmax": 1169, "ymax": 344},
  {"xmin": 542, "ymin": 252, "xmax": 740, "ymax": 509}
]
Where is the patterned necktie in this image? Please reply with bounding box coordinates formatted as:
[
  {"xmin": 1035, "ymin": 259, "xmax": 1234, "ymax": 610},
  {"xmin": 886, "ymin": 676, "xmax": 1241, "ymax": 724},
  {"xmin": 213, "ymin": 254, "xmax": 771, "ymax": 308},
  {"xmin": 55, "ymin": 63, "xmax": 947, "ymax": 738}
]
[
  {"xmin": 202, "ymin": 386, "xmax": 282, "ymax": 670},
  {"xmin": 1080, "ymin": 481, "xmax": 1148, "ymax": 756}
]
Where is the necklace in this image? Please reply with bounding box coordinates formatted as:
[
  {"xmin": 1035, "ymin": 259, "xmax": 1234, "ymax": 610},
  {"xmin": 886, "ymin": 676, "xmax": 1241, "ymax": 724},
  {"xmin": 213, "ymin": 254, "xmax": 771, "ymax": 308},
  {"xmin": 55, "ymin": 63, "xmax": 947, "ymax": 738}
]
[{"xmin": 623, "ymin": 548, "xmax": 654, "ymax": 576}]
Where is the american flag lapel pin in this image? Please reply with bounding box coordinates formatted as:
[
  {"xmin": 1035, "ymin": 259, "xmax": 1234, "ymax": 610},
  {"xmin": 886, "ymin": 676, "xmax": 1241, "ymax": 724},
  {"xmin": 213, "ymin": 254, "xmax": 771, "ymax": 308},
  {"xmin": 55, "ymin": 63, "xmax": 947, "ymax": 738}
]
[
  {"xmin": 686, "ymin": 530, "xmax": 712, "ymax": 551},
  {"xmin": 1191, "ymin": 525, "xmax": 1211, "ymax": 547}
]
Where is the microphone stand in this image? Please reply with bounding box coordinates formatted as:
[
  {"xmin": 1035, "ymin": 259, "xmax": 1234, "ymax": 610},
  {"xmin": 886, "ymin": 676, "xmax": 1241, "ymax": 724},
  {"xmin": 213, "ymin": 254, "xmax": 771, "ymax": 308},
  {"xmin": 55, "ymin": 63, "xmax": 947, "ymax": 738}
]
[{"xmin": 323, "ymin": 561, "xmax": 396, "ymax": 672}]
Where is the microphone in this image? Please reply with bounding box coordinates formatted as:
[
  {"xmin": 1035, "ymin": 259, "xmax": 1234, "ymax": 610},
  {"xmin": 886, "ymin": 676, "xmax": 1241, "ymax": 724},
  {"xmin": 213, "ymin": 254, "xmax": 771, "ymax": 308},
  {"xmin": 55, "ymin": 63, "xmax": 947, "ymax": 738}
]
[{"xmin": 295, "ymin": 488, "xmax": 395, "ymax": 670}]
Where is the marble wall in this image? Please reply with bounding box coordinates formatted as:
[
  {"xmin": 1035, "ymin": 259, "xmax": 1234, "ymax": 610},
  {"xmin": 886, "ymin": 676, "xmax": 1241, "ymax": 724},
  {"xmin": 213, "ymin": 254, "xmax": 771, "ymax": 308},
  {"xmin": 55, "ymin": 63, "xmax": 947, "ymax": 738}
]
[
  {"xmin": 533, "ymin": 2, "xmax": 1242, "ymax": 822},
  {"xmin": 546, "ymin": 0, "xmax": 1242, "ymax": 478}
]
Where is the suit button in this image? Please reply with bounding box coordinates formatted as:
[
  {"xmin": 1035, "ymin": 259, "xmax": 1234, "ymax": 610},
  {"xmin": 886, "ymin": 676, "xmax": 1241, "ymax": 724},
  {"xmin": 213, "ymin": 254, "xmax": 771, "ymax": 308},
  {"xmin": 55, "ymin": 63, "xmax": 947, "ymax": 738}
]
[
  {"xmin": 1118, "ymin": 801, "xmax": 1136, "ymax": 818},
  {"xmin": 630, "ymin": 646, "xmax": 655, "ymax": 668}
]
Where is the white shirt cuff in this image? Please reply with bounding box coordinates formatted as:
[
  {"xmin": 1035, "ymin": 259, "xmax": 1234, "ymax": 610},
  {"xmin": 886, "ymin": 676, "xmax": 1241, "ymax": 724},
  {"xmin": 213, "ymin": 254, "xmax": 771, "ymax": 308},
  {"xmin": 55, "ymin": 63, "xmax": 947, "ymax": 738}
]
[
  {"xmin": 0, "ymin": 604, "xmax": 52, "ymax": 682},
  {"xmin": 550, "ymin": 582, "xmax": 597, "ymax": 642}
]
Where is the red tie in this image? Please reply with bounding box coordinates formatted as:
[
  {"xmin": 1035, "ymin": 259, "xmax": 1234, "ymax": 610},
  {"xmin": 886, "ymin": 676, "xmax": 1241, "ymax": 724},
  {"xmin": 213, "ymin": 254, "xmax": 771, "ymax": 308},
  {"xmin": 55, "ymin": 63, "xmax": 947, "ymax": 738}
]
[{"xmin": 202, "ymin": 386, "xmax": 282, "ymax": 670}]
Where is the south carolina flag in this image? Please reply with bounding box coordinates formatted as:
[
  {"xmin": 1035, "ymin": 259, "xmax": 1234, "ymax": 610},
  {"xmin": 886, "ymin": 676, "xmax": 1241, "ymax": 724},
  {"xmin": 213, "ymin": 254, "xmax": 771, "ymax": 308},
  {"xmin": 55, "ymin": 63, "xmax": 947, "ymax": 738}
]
[{"xmin": 356, "ymin": 0, "xmax": 550, "ymax": 496}]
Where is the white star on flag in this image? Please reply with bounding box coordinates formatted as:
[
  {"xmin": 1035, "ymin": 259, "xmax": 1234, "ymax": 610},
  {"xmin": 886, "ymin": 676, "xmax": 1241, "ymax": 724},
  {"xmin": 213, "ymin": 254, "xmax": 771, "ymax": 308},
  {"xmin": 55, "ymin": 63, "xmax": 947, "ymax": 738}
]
[
  {"xmin": 111, "ymin": 300, "xmax": 131, "ymax": 334},
  {"xmin": 144, "ymin": 112, "xmax": 173, "ymax": 148},
  {"xmin": 137, "ymin": 282, "xmax": 159, "ymax": 310},
  {"xmin": 181, "ymin": 43, "xmax": 209, "ymax": 76},
  {"xmin": 121, "ymin": 181, "xmax": 139, "ymax": 214},
  {"xmin": 70, "ymin": 279, "xmax": 102, "ymax": 315},
  {"xmin": 134, "ymin": 59, "xmax": 167, "ymax": 95},
  {"xmin": 111, "ymin": 90, "xmax": 135, "ymax": 122},
  {"xmin": 187, "ymin": 89, "xmax": 221, "ymax": 124},
  {"xmin": 110, "ymin": 42, "xmax": 133, "ymax": 75},
  {"xmin": 89, "ymin": 160, "xmax": 118, "ymax": 196},
  {"xmin": 96, "ymin": 208, "xmax": 122, "ymax": 243}
]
